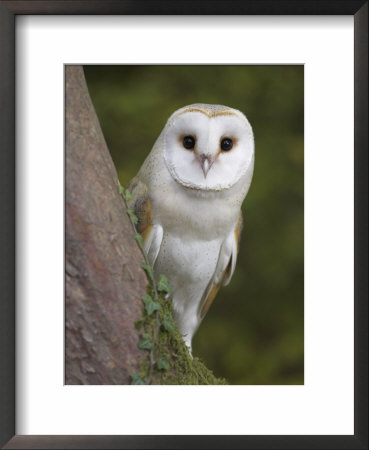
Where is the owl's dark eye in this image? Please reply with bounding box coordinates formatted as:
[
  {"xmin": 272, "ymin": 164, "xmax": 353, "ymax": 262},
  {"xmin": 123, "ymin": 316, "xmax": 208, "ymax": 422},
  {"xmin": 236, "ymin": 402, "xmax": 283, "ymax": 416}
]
[
  {"xmin": 221, "ymin": 138, "xmax": 233, "ymax": 151},
  {"xmin": 183, "ymin": 135, "xmax": 195, "ymax": 150}
]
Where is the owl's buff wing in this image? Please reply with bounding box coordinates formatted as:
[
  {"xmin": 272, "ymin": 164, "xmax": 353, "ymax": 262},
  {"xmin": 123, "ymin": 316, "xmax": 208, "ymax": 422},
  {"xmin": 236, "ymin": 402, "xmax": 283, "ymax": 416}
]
[
  {"xmin": 126, "ymin": 175, "xmax": 163, "ymax": 267},
  {"xmin": 199, "ymin": 212, "xmax": 243, "ymax": 319}
]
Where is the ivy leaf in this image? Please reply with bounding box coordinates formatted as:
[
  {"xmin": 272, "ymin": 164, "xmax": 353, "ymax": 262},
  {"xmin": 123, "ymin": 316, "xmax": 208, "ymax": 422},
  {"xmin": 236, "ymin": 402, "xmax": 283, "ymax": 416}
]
[
  {"xmin": 118, "ymin": 184, "xmax": 124, "ymax": 195},
  {"xmin": 130, "ymin": 373, "xmax": 146, "ymax": 385},
  {"xmin": 147, "ymin": 301, "xmax": 161, "ymax": 316},
  {"xmin": 126, "ymin": 209, "xmax": 138, "ymax": 225},
  {"xmin": 124, "ymin": 189, "xmax": 133, "ymax": 200},
  {"xmin": 138, "ymin": 333, "xmax": 154, "ymax": 350},
  {"xmin": 158, "ymin": 274, "xmax": 171, "ymax": 293},
  {"xmin": 162, "ymin": 313, "xmax": 175, "ymax": 332},
  {"xmin": 142, "ymin": 263, "xmax": 154, "ymax": 281},
  {"xmin": 142, "ymin": 294, "xmax": 161, "ymax": 316},
  {"xmin": 142, "ymin": 293, "xmax": 153, "ymax": 303},
  {"xmin": 156, "ymin": 354, "xmax": 170, "ymax": 371},
  {"xmin": 142, "ymin": 294, "xmax": 160, "ymax": 316},
  {"xmin": 134, "ymin": 233, "xmax": 144, "ymax": 249}
]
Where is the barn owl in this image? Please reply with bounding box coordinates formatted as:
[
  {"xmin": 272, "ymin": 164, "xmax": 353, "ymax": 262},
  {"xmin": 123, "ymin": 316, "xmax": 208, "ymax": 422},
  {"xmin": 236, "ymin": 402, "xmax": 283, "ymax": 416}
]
[{"xmin": 127, "ymin": 104, "xmax": 254, "ymax": 352}]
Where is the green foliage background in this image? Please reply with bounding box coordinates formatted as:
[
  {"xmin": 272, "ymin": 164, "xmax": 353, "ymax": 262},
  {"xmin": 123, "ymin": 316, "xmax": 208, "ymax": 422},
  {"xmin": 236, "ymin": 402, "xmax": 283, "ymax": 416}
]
[{"xmin": 84, "ymin": 65, "xmax": 304, "ymax": 385}]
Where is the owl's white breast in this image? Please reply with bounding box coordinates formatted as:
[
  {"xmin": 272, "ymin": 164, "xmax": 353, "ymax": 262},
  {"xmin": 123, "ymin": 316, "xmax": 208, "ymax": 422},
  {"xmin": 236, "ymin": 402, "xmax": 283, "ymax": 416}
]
[
  {"xmin": 154, "ymin": 173, "xmax": 241, "ymax": 240},
  {"xmin": 153, "ymin": 232, "xmax": 222, "ymax": 343}
]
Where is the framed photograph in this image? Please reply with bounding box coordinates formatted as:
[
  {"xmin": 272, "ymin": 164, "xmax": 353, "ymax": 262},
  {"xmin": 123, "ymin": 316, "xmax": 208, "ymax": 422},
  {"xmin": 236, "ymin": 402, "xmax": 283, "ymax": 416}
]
[{"xmin": 0, "ymin": 1, "xmax": 367, "ymax": 449}]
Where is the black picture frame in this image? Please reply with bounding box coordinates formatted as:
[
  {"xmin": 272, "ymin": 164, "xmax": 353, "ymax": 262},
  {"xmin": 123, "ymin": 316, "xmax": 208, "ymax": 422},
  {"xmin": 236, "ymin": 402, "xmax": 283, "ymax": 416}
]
[{"xmin": 0, "ymin": 1, "xmax": 367, "ymax": 449}]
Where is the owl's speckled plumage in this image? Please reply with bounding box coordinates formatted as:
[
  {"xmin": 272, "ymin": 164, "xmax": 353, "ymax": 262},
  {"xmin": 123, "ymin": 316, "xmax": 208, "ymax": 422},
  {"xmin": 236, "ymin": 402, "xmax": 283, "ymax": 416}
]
[{"xmin": 127, "ymin": 104, "xmax": 254, "ymax": 351}]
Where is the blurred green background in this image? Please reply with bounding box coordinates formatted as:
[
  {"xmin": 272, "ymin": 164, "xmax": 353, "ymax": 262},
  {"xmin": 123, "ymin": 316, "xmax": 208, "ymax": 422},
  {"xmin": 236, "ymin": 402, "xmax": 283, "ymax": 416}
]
[{"xmin": 84, "ymin": 65, "xmax": 304, "ymax": 385}]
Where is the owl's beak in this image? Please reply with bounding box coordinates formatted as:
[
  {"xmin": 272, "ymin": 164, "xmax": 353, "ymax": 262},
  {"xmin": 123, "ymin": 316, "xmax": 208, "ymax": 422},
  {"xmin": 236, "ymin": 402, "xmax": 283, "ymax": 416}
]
[{"xmin": 198, "ymin": 154, "xmax": 216, "ymax": 178}]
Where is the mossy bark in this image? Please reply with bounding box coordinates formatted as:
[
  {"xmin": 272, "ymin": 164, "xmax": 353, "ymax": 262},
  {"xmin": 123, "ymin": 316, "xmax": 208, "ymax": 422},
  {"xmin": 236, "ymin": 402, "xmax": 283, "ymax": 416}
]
[
  {"xmin": 136, "ymin": 288, "xmax": 226, "ymax": 385},
  {"xmin": 65, "ymin": 65, "xmax": 226, "ymax": 385}
]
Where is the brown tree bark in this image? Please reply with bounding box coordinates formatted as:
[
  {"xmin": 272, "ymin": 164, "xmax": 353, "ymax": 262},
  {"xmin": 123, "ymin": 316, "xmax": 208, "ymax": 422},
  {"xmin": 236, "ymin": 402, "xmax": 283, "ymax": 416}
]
[{"xmin": 65, "ymin": 65, "xmax": 147, "ymax": 384}]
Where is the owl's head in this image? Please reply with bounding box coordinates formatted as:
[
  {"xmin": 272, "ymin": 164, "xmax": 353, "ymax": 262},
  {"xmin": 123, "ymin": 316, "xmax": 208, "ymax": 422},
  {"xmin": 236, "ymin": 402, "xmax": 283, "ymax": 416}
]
[{"xmin": 163, "ymin": 103, "xmax": 254, "ymax": 192}]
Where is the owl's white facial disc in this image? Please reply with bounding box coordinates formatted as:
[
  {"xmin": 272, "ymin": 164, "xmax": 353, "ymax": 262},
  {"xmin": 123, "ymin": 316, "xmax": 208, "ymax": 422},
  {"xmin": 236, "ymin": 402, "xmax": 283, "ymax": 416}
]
[{"xmin": 163, "ymin": 105, "xmax": 254, "ymax": 191}]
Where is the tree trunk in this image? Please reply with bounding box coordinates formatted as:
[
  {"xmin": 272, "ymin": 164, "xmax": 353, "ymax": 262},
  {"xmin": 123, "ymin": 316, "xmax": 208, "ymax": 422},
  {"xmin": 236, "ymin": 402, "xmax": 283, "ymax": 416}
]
[{"xmin": 65, "ymin": 65, "xmax": 147, "ymax": 385}]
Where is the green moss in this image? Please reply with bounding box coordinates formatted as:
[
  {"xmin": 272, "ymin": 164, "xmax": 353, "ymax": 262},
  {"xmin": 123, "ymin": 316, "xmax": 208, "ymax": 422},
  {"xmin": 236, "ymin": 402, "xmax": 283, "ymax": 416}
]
[{"xmin": 136, "ymin": 286, "xmax": 227, "ymax": 385}]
